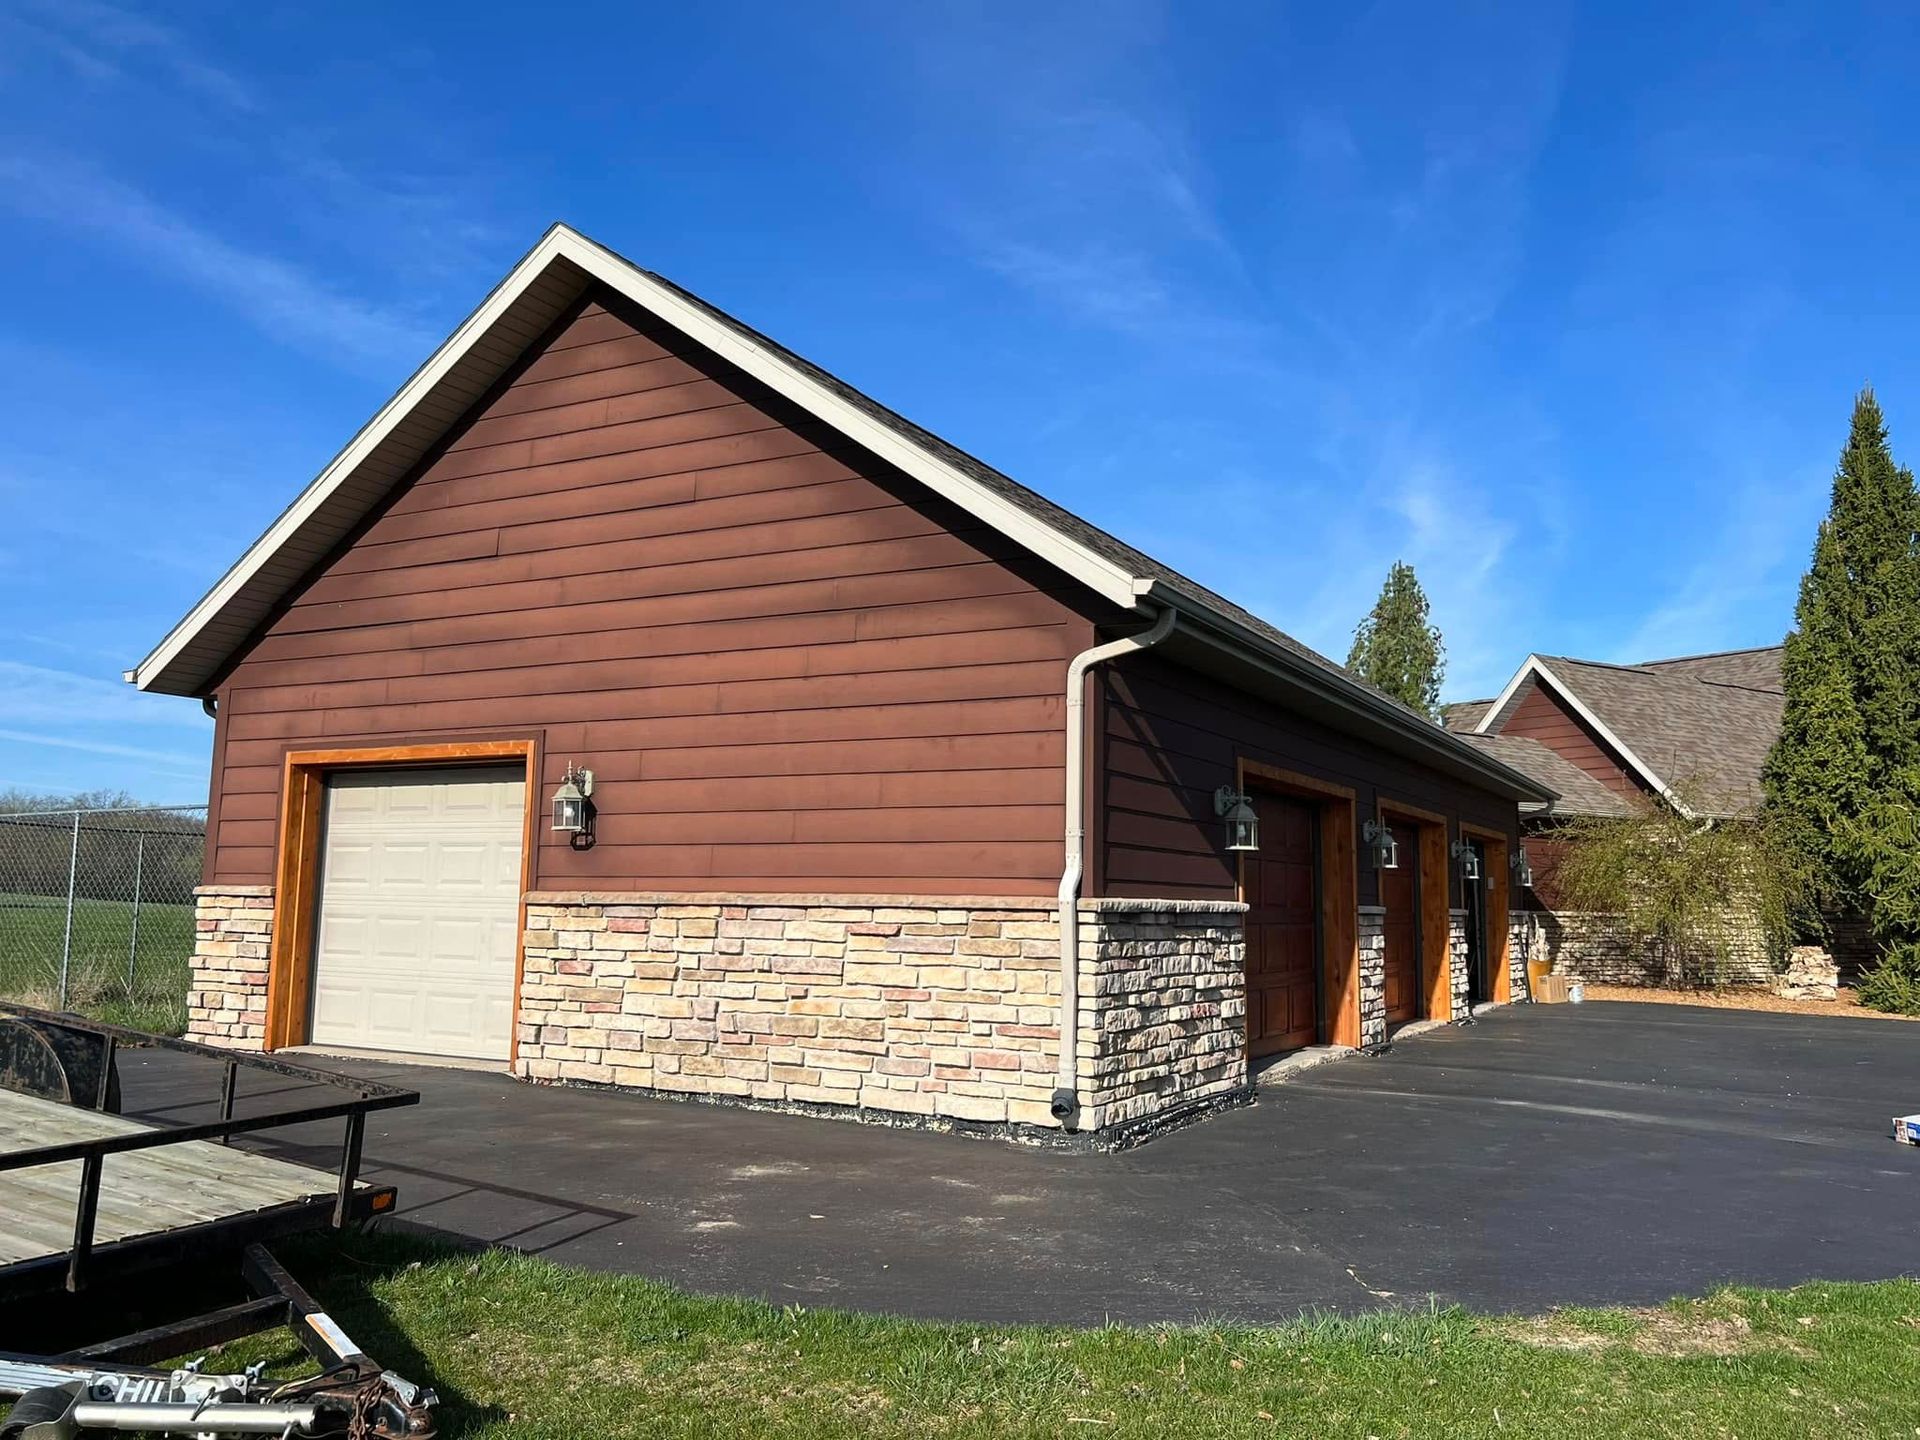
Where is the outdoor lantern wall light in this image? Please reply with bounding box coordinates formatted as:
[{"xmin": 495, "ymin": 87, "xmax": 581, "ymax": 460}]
[
  {"xmin": 1510, "ymin": 848, "xmax": 1535, "ymax": 889},
  {"xmin": 1361, "ymin": 819, "xmax": 1399, "ymax": 870},
  {"xmin": 1450, "ymin": 838, "xmax": 1482, "ymax": 881},
  {"xmin": 1214, "ymin": 786, "xmax": 1260, "ymax": 852},
  {"xmin": 551, "ymin": 762, "xmax": 595, "ymax": 842}
]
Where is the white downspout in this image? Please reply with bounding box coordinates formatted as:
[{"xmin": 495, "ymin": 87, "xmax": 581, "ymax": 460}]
[{"xmin": 1052, "ymin": 607, "xmax": 1177, "ymax": 1128}]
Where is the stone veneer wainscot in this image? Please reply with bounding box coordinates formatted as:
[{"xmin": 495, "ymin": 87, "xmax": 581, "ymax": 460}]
[
  {"xmin": 1356, "ymin": 905, "xmax": 1388, "ymax": 1049},
  {"xmin": 514, "ymin": 893, "xmax": 1249, "ymax": 1143},
  {"xmin": 1448, "ymin": 909, "xmax": 1472, "ymax": 1018},
  {"xmin": 184, "ymin": 884, "xmax": 273, "ymax": 1051}
]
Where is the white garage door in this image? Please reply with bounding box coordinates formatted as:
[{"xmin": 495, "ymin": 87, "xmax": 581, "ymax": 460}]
[{"xmin": 309, "ymin": 766, "xmax": 525, "ymax": 1061}]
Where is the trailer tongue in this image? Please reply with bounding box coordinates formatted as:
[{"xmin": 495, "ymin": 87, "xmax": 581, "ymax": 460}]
[{"xmin": 2, "ymin": 1245, "xmax": 437, "ymax": 1437}]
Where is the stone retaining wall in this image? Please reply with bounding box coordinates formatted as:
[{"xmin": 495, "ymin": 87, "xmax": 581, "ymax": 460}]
[
  {"xmin": 1537, "ymin": 907, "xmax": 1774, "ymax": 987},
  {"xmin": 513, "ymin": 893, "xmax": 1248, "ymax": 1141},
  {"xmin": 185, "ymin": 885, "xmax": 273, "ymax": 1050}
]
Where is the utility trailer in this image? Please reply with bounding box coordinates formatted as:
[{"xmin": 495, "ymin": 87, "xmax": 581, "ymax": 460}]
[{"xmin": 0, "ymin": 1005, "xmax": 436, "ymax": 1437}]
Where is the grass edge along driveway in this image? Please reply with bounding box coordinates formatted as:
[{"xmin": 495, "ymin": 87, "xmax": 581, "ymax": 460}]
[{"xmin": 203, "ymin": 1233, "xmax": 1920, "ymax": 1439}]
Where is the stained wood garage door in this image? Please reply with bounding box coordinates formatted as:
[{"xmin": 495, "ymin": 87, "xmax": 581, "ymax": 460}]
[
  {"xmin": 1380, "ymin": 822, "xmax": 1420, "ymax": 1026},
  {"xmin": 1243, "ymin": 790, "xmax": 1320, "ymax": 1057},
  {"xmin": 308, "ymin": 767, "xmax": 525, "ymax": 1061}
]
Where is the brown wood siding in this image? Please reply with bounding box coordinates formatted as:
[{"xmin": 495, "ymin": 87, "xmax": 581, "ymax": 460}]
[
  {"xmin": 207, "ymin": 288, "xmax": 1104, "ymax": 894},
  {"xmin": 1520, "ymin": 830, "xmax": 1571, "ymax": 911},
  {"xmin": 1098, "ymin": 656, "xmax": 1520, "ymax": 903},
  {"xmin": 1497, "ymin": 681, "xmax": 1648, "ymax": 799}
]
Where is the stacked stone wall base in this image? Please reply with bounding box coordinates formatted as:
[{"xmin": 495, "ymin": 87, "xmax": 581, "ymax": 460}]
[
  {"xmin": 514, "ymin": 893, "xmax": 1250, "ymax": 1147},
  {"xmin": 185, "ymin": 885, "xmax": 273, "ymax": 1050},
  {"xmin": 178, "ymin": 885, "xmax": 1556, "ymax": 1147}
]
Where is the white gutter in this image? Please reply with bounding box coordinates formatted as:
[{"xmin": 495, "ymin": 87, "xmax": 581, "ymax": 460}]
[{"xmin": 1052, "ymin": 607, "xmax": 1177, "ymax": 1128}]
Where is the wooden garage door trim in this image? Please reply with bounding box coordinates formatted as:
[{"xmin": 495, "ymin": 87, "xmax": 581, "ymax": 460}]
[
  {"xmin": 1376, "ymin": 798, "xmax": 1453, "ymax": 1023},
  {"xmin": 264, "ymin": 739, "xmax": 538, "ymax": 1055},
  {"xmin": 1237, "ymin": 762, "xmax": 1360, "ymax": 1049},
  {"xmin": 1460, "ymin": 823, "xmax": 1512, "ymax": 1004}
]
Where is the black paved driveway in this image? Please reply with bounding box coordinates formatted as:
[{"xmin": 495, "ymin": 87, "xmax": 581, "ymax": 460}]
[{"xmin": 118, "ymin": 1001, "xmax": 1920, "ymax": 1325}]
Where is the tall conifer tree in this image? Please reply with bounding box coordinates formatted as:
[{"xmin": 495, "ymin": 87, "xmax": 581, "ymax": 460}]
[
  {"xmin": 1347, "ymin": 561, "xmax": 1445, "ymax": 719},
  {"xmin": 1763, "ymin": 390, "xmax": 1920, "ymax": 935}
]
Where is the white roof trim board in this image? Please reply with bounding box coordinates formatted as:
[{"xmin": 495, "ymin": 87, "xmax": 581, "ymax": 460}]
[
  {"xmin": 1474, "ymin": 655, "xmax": 1689, "ymax": 815},
  {"xmin": 129, "ymin": 223, "xmax": 1552, "ymax": 804},
  {"xmin": 127, "ymin": 225, "xmax": 1139, "ymax": 697}
]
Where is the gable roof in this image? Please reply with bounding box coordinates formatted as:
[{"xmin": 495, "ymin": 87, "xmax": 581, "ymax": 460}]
[
  {"xmin": 1454, "ymin": 733, "xmax": 1640, "ymax": 819},
  {"xmin": 1475, "ymin": 645, "xmax": 1783, "ymax": 816},
  {"xmin": 128, "ymin": 223, "xmax": 1550, "ymax": 804}
]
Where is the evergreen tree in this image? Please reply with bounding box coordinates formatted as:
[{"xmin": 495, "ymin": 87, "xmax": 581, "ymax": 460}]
[
  {"xmin": 1762, "ymin": 390, "xmax": 1920, "ymax": 940},
  {"xmin": 1347, "ymin": 561, "xmax": 1445, "ymax": 718},
  {"xmin": 1761, "ymin": 513, "xmax": 1871, "ymax": 907}
]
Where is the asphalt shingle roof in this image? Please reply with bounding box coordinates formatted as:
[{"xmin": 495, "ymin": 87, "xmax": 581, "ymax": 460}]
[
  {"xmin": 1456, "ymin": 733, "xmax": 1641, "ymax": 818},
  {"xmin": 1531, "ymin": 647, "xmax": 1784, "ymax": 816},
  {"xmin": 1442, "ymin": 699, "xmax": 1493, "ymax": 733}
]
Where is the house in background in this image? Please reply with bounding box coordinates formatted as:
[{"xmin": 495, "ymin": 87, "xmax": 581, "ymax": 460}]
[
  {"xmin": 1444, "ymin": 646, "xmax": 1809, "ymax": 985},
  {"xmin": 132, "ymin": 224, "xmax": 1552, "ymax": 1149}
]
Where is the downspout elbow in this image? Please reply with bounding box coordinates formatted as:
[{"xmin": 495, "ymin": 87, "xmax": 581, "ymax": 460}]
[{"xmin": 1054, "ymin": 606, "xmax": 1177, "ymax": 1129}]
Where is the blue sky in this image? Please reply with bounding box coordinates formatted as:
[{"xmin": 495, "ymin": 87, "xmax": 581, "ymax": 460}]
[{"xmin": 2, "ymin": 1, "xmax": 1917, "ymax": 804}]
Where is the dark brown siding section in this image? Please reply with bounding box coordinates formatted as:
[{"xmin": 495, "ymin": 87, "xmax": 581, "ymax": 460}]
[
  {"xmin": 1498, "ymin": 681, "xmax": 1648, "ymax": 800},
  {"xmin": 1098, "ymin": 656, "xmax": 1520, "ymax": 904},
  {"xmin": 1521, "ymin": 831, "xmax": 1570, "ymax": 911},
  {"xmin": 208, "ymin": 289, "xmax": 1103, "ymax": 894}
]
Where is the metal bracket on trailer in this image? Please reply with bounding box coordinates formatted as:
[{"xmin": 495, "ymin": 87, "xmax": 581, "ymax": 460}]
[{"xmin": 0, "ymin": 1244, "xmax": 435, "ymax": 1439}]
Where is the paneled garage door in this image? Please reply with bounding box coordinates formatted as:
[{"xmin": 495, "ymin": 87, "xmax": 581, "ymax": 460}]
[
  {"xmin": 308, "ymin": 766, "xmax": 525, "ymax": 1061},
  {"xmin": 1243, "ymin": 789, "xmax": 1320, "ymax": 1057}
]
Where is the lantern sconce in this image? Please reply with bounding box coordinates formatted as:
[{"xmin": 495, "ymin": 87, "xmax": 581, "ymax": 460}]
[
  {"xmin": 1510, "ymin": 848, "xmax": 1535, "ymax": 889},
  {"xmin": 1361, "ymin": 819, "xmax": 1398, "ymax": 871},
  {"xmin": 551, "ymin": 762, "xmax": 596, "ymax": 847},
  {"xmin": 1450, "ymin": 838, "xmax": 1482, "ymax": 881},
  {"xmin": 1214, "ymin": 787, "xmax": 1260, "ymax": 853}
]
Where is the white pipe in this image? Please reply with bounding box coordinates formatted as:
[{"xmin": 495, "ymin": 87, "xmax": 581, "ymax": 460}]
[{"xmin": 1053, "ymin": 607, "xmax": 1177, "ymax": 1125}]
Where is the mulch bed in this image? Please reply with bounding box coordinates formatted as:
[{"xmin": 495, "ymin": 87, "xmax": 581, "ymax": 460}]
[{"xmin": 1581, "ymin": 983, "xmax": 1917, "ymax": 1021}]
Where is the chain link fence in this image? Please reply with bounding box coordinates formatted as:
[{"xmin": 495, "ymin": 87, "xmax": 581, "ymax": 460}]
[{"xmin": 0, "ymin": 805, "xmax": 206, "ymax": 1033}]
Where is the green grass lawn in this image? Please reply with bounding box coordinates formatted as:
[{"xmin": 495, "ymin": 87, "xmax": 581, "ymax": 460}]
[
  {"xmin": 0, "ymin": 892, "xmax": 192, "ymax": 1033},
  {"xmin": 203, "ymin": 1233, "xmax": 1920, "ymax": 1439}
]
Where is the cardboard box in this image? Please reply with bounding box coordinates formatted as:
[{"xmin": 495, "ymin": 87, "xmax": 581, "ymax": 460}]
[
  {"xmin": 1895, "ymin": 1114, "xmax": 1920, "ymax": 1146},
  {"xmin": 1534, "ymin": 974, "xmax": 1571, "ymax": 1005}
]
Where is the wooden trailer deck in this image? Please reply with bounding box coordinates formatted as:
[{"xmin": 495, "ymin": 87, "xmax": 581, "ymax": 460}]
[
  {"xmin": 0, "ymin": 1088, "xmax": 362, "ymax": 1268},
  {"xmin": 0, "ymin": 1003, "xmax": 416, "ymax": 1301}
]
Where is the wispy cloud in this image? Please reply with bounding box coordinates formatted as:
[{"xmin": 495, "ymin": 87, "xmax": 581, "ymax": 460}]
[
  {"xmin": 7, "ymin": 0, "xmax": 255, "ymax": 111},
  {"xmin": 0, "ymin": 728, "xmax": 204, "ymax": 769},
  {"xmin": 1614, "ymin": 472, "xmax": 1812, "ymax": 662},
  {"xmin": 0, "ymin": 662, "xmax": 208, "ymax": 794},
  {"xmin": 0, "ymin": 156, "xmax": 436, "ymax": 368},
  {"xmin": 0, "ymin": 660, "xmax": 207, "ymax": 732}
]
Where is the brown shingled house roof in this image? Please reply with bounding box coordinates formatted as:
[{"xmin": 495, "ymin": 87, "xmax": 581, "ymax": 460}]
[
  {"xmin": 1464, "ymin": 644, "xmax": 1785, "ymax": 818},
  {"xmin": 1455, "ymin": 733, "xmax": 1641, "ymax": 818}
]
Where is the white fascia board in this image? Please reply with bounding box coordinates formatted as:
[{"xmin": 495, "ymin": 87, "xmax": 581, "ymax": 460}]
[
  {"xmin": 1472, "ymin": 656, "xmax": 1541, "ymax": 736},
  {"xmin": 131, "ymin": 224, "xmax": 1144, "ymax": 692},
  {"xmin": 1476, "ymin": 655, "xmax": 1685, "ymax": 816},
  {"xmin": 129, "ymin": 227, "xmax": 582, "ymax": 692},
  {"xmin": 552, "ymin": 231, "xmax": 1143, "ymax": 610}
]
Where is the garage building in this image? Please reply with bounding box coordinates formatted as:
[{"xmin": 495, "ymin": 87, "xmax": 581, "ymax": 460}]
[{"xmin": 136, "ymin": 225, "xmax": 1552, "ymax": 1145}]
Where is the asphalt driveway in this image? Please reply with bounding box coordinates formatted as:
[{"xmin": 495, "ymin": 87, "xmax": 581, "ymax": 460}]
[{"xmin": 119, "ymin": 1000, "xmax": 1920, "ymax": 1325}]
